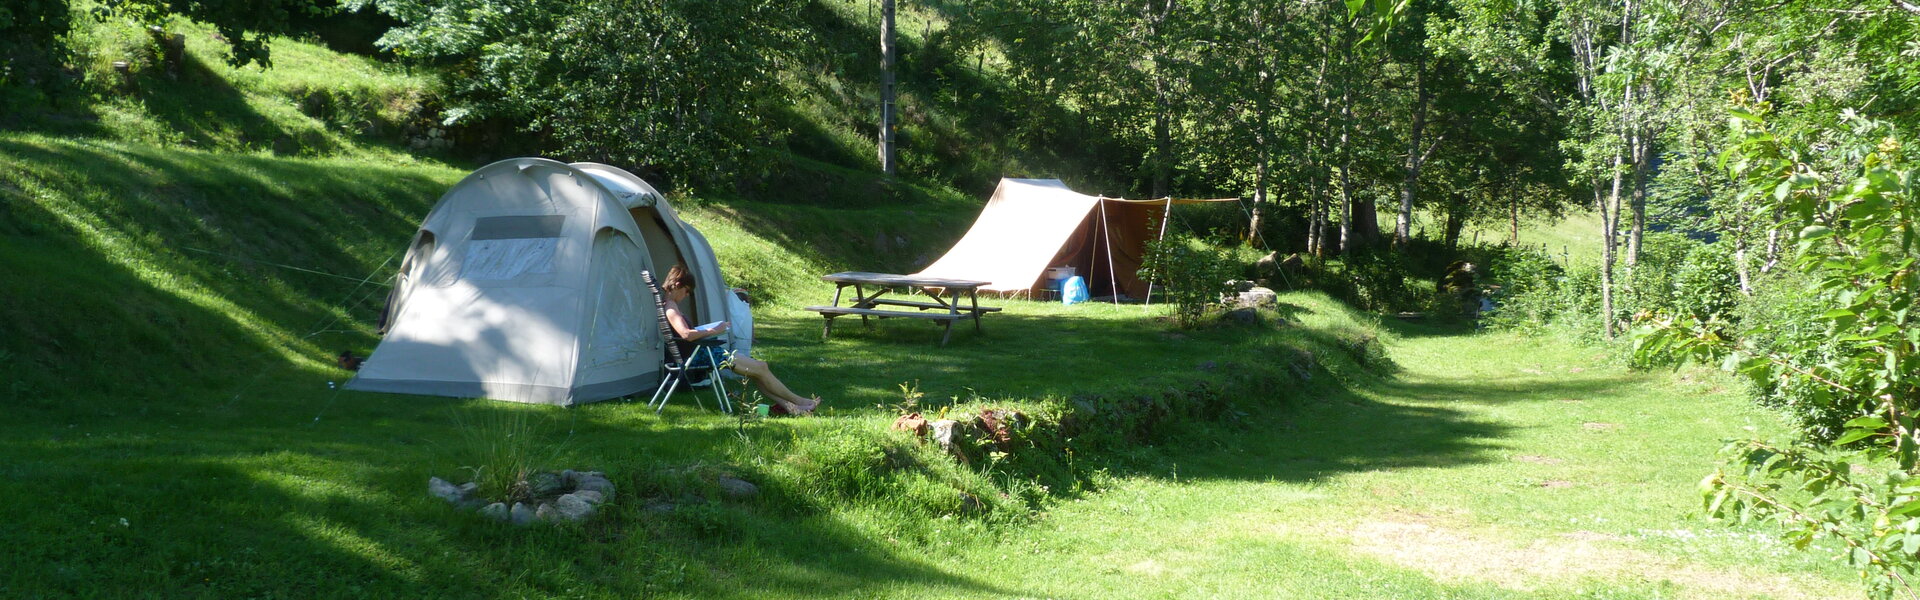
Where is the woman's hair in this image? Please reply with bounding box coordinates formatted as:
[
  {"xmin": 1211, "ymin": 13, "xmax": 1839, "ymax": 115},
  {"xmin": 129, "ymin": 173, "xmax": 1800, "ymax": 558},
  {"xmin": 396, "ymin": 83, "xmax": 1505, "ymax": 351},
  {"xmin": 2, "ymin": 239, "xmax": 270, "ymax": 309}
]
[{"xmin": 663, "ymin": 264, "xmax": 695, "ymax": 292}]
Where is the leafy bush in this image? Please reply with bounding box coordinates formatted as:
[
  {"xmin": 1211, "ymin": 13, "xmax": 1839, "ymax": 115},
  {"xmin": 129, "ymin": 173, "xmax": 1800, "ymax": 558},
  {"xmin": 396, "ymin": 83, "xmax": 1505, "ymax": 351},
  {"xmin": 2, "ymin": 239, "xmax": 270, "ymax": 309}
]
[
  {"xmin": 1734, "ymin": 272, "xmax": 1851, "ymax": 441},
  {"xmin": 1637, "ymin": 111, "xmax": 1918, "ymax": 598},
  {"xmin": 1138, "ymin": 235, "xmax": 1240, "ymax": 327}
]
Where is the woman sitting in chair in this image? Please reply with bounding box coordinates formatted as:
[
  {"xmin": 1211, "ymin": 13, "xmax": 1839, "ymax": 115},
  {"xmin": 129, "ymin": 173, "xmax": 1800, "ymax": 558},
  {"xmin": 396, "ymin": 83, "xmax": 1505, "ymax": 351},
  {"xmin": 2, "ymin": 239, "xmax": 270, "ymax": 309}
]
[{"xmin": 661, "ymin": 264, "xmax": 820, "ymax": 415}]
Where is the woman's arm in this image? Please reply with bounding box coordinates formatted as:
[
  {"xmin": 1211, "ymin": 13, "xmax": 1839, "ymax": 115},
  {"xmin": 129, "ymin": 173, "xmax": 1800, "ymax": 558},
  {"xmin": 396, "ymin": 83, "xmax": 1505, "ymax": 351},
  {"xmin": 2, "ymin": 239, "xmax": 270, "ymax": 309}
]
[{"xmin": 664, "ymin": 301, "xmax": 727, "ymax": 341}]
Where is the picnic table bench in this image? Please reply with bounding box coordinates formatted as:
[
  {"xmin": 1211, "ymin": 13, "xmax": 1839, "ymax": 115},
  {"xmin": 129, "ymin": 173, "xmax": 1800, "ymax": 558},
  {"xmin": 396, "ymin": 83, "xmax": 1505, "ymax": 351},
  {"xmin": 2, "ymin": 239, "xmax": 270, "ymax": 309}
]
[{"xmin": 803, "ymin": 271, "xmax": 998, "ymax": 346}]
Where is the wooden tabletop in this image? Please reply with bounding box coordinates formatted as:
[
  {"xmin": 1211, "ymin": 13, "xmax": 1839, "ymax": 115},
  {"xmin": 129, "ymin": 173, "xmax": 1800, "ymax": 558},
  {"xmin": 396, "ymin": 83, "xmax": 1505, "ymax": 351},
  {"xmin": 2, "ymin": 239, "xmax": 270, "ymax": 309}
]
[{"xmin": 820, "ymin": 271, "xmax": 991, "ymax": 289}]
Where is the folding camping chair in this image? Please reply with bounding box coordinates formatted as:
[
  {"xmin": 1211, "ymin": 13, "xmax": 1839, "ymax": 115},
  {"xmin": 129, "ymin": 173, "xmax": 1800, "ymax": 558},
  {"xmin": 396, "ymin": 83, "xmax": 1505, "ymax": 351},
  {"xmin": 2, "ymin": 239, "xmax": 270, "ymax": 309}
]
[{"xmin": 641, "ymin": 270, "xmax": 734, "ymax": 414}]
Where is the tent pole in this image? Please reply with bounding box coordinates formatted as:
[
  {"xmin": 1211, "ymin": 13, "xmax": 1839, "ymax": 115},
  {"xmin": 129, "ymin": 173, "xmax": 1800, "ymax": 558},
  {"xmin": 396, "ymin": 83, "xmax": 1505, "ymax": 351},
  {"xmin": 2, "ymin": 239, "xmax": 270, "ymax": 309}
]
[
  {"xmin": 1100, "ymin": 199, "xmax": 1119, "ymax": 305},
  {"xmin": 1144, "ymin": 197, "xmax": 1173, "ymax": 308}
]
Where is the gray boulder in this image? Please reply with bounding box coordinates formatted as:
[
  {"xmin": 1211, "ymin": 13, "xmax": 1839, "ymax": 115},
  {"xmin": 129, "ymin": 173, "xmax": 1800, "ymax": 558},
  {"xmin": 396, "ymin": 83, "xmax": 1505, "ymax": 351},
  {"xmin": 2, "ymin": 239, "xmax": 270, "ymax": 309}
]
[
  {"xmin": 509, "ymin": 502, "xmax": 536, "ymax": 526},
  {"xmin": 716, "ymin": 476, "xmax": 759, "ymax": 500},
  {"xmin": 428, "ymin": 477, "xmax": 467, "ymax": 504},
  {"xmin": 570, "ymin": 490, "xmax": 605, "ymax": 505},
  {"xmin": 575, "ymin": 475, "xmax": 615, "ymax": 501},
  {"xmin": 1219, "ymin": 307, "xmax": 1261, "ymax": 326},
  {"xmin": 480, "ymin": 502, "xmax": 509, "ymax": 521},
  {"xmin": 1236, "ymin": 287, "xmax": 1278, "ymax": 308},
  {"xmin": 554, "ymin": 494, "xmax": 595, "ymax": 521},
  {"xmin": 529, "ymin": 472, "xmax": 566, "ymax": 497},
  {"xmin": 535, "ymin": 502, "xmax": 559, "ymax": 522}
]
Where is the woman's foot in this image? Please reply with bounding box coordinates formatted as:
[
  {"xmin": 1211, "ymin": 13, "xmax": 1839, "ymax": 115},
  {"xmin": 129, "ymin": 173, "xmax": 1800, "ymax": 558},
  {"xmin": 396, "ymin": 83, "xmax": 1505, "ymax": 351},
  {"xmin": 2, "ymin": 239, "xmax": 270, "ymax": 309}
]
[
  {"xmin": 796, "ymin": 396, "xmax": 822, "ymax": 413},
  {"xmin": 773, "ymin": 399, "xmax": 813, "ymax": 416}
]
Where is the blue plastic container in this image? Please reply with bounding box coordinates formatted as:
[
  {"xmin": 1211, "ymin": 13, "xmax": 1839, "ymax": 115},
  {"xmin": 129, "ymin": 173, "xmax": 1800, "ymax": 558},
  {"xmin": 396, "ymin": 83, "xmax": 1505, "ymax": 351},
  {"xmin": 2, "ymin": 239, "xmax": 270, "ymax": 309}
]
[{"xmin": 1061, "ymin": 276, "xmax": 1090, "ymax": 305}]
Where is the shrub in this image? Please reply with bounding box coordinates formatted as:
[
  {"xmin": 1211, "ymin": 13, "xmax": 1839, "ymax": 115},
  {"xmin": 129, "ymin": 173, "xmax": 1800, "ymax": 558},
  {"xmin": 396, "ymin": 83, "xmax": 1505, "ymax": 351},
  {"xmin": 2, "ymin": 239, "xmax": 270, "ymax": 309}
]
[
  {"xmin": 1138, "ymin": 235, "xmax": 1240, "ymax": 328},
  {"xmin": 1734, "ymin": 271, "xmax": 1852, "ymax": 441}
]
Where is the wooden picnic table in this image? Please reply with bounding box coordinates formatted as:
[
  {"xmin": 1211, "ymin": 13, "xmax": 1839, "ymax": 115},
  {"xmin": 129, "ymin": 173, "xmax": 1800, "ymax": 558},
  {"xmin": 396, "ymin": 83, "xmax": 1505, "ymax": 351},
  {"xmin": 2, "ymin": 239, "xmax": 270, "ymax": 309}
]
[{"xmin": 803, "ymin": 271, "xmax": 1000, "ymax": 346}]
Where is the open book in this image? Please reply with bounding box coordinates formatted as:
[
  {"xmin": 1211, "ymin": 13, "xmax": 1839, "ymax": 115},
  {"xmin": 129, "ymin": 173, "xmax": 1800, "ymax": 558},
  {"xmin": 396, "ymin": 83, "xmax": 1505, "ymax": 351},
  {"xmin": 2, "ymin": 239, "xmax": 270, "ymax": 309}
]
[{"xmin": 693, "ymin": 321, "xmax": 725, "ymax": 333}]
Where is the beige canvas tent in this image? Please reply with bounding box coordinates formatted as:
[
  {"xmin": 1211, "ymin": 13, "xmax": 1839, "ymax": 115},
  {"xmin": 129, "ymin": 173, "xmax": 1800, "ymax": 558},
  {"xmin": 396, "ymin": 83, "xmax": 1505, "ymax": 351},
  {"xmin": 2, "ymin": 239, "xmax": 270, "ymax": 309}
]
[
  {"xmin": 915, "ymin": 178, "xmax": 1237, "ymax": 299},
  {"xmin": 347, "ymin": 158, "xmax": 747, "ymax": 406}
]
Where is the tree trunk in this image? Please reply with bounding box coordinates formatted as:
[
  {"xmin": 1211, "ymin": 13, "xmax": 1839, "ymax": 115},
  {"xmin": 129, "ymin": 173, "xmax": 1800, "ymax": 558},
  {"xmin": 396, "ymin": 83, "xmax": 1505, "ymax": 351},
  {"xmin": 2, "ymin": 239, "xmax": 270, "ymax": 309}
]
[
  {"xmin": 1307, "ymin": 172, "xmax": 1324, "ymax": 256},
  {"xmin": 1601, "ymin": 155, "xmax": 1624, "ymax": 339},
  {"xmin": 1627, "ymin": 131, "xmax": 1650, "ymax": 266},
  {"xmin": 1251, "ymin": 134, "xmax": 1268, "ymax": 246},
  {"xmin": 1395, "ymin": 56, "xmax": 1431, "ymax": 248},
  {"xmin": 1148, "ymin": 0, "xmax": 1174, "ymax": 198},
  {"xmin": 1510, "ymin": 191, "xmax": 1521, "ymax": 246},
  {"xmin": 1444, "ymin": 203, "xmax": 1465, "ymax": 250},
  {"xmin": 878, "ymin": 0, "xmax": 897, "ymax": 176}
]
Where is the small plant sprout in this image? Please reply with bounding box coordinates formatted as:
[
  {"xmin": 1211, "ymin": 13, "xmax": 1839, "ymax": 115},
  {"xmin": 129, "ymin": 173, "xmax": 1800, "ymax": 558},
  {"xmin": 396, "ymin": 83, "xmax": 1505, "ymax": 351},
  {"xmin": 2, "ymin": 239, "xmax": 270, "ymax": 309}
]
[{"xmin": 890, "ymin": 380, "xmax": 924, "ymax": 414}]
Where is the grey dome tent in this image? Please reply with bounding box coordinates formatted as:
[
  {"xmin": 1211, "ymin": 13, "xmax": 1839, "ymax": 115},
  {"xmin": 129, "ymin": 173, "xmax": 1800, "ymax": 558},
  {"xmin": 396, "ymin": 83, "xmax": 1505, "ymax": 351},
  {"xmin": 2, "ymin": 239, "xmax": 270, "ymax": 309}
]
[{"xmin": 347, "ymin": 158, "xmax": 746, "ymax": 406}]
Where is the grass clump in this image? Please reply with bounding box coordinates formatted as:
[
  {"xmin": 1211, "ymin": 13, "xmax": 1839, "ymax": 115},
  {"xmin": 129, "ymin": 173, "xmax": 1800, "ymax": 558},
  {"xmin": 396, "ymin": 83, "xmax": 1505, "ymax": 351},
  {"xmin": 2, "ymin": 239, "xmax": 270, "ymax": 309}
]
[{"xmin": 442, "ymin": 408, "xmax": 576, "ymax": 504}]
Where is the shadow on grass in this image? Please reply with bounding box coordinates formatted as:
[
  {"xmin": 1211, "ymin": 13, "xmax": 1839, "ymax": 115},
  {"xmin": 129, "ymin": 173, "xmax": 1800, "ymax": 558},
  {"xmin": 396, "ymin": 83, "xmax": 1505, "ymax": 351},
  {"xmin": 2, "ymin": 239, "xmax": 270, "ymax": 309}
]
[
  {"xmin": 0, "ymin": 137, "xmax": 455, "ymax": 409},
  {"xmin": 0, "ymin": 389, "xmax": 1018, "ymax": 597}
]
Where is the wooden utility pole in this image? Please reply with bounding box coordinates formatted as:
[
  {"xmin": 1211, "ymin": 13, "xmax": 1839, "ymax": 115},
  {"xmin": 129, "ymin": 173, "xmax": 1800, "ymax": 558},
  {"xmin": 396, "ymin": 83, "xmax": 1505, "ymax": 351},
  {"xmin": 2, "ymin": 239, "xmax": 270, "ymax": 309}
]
[{"xmin": 878, "ymin": 0, "xmax": 898, "ymax": 175}]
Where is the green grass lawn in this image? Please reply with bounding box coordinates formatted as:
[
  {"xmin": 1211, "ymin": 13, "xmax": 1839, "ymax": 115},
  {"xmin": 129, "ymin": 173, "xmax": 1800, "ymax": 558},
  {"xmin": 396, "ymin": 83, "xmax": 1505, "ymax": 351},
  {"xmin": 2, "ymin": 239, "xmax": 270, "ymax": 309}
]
[
  {"xmin": 887, "ymin": 327, "xmax": 1854, "ymax": 599},
  {"xmin": 0, "ymin": 286, "xmax": 1858, "ymax": 598}
]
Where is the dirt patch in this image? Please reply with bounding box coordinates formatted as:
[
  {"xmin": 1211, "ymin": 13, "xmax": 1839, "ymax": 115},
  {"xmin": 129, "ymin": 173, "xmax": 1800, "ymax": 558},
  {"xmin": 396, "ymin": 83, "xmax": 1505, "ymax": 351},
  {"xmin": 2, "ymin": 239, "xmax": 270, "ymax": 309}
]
[
  {"xmin": 1582, "ymin": 422, "xmax": 1621, "ymax": 432},
  {"xmin": 1558, "ymin": 398, "xmax": 1584, "ymax": 404},
  {"xmin": 1519, "ymin": 367, "xmax": 1546, "ymax": 375},
  {"xmin": 1343, "ymin": 516, "xmax": 1842, "ymax": 599},
  {"xmin": 1513, "ymin": 455, "xmax": 1563, "ymax": 465},
  {"xmin": 1123, "ymin": 559, "xmax": 1167, "ymax": 576},
  {"xmin": 1537, "ymin": 480, "xmax": 1574, "ymax": 488}
]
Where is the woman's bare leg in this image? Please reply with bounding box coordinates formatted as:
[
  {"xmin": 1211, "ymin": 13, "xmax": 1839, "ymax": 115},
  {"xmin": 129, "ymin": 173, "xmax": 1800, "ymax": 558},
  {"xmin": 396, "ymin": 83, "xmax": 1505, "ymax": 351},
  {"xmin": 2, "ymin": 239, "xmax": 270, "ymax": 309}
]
[{"xmin": 729, "ymin": 357, "xmax": 817, "ymax": 412}]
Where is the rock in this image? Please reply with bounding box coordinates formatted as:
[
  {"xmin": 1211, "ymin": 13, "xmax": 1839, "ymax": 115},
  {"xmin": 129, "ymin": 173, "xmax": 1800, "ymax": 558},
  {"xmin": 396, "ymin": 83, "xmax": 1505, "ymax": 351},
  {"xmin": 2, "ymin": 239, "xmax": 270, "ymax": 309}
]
[
  {"xmin": 958, "ymin": 492, "xmax": 985, "ymax": 513},
  {"xmin": 930, "ymin": 419, "xmax": 958, "ymax": 450},
  {"xmin": 535, "ymin": 502, "xmax": 559, "ymax": 522},
  {"xmin": 1225, "ymin": 279, "xmax": 1256, "ymax": 293},
  {"xmin": 643, "ymin": 498, "xmax": 676, "ymax": 514},
  {"xmin": 1255, "ymin": 252, "xmax": 1306, "ymax": 284},
  {"xmin": 575, "ymin": 475, "xmax": 615, "ymax": 501},
  {"xmin": 457, "ymin": 482, "xmax": 478, "ymax": 495},
  {"xmin": 528, "ymin": 472, "xmax": 566, "ymax": 497},
  {"xmin": 929, "ymin": 420, "xmax": 969, "ymax": 465},
  {"xmin": 509, "ymin": 502, "xmax": 536, "ymax": 526},
  {"xmin": 554, "ymin": 494, "xmax": 595, "ymax": 521},
  {"xmin": 560, "ymin": 469, "xmax": 579, "ymax": 486},
  {"xmin": 428, "ymin": 477, "xmax": 467, "ymax": 504},
  {"xmin": 1236, "ymin": 287, "xmax": 1278, "ymax": 308},
  {"xmin": 480, "ymin": 502, "xmax": 509, "ymax": 521},
  {"xmin": 892, "ymin": 413, "xmax": 929, "ymax": 438},
  {"xmin": 1255, "ymin": 253, "xmax": 1280, "ymax": 280},
  {"xmin": 716, "ymin": 476, "xmax": 759, "ymax": 500},
  {"xmin": 570, "ymin": 490, "xmax": 605, "ymax": 505},
  {"xmin": 1219, "ymin": 307, "xmax": 1261, "ymax": 326}
]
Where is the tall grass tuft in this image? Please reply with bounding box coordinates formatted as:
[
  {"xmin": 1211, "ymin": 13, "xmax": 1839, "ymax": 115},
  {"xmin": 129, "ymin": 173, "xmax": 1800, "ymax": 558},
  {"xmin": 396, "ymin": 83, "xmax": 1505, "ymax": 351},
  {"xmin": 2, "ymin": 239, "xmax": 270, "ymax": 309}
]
[{"xmin": 443, "ymin": 408, "xmax": 574, "ymax": 504}]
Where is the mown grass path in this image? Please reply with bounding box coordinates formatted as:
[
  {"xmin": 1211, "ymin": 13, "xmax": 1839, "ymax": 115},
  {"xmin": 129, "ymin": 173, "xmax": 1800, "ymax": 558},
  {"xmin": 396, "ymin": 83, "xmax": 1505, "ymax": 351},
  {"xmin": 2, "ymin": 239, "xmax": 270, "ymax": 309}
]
[{"xmin": 801, "ymin": 328, "xmax": 1856, "ymax": 599}]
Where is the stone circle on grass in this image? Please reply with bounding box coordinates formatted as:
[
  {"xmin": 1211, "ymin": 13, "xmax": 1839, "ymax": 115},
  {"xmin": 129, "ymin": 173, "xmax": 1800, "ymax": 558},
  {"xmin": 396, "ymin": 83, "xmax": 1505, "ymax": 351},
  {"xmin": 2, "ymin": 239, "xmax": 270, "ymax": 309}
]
[{"xmin": 428, "ymin": 469, "xmax": 613, "ymax": 525}]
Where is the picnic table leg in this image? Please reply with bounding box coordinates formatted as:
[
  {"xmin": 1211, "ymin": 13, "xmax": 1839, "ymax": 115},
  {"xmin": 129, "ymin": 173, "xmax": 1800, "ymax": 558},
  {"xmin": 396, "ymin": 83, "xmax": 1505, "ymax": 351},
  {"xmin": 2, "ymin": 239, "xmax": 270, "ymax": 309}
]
[
  {"xmin": 822, "ymin": 315, "xmax": 835, "ymax": 341},
  {"xmin": 939, "ymin": 319, "xmax": 953, "ymax": 346},
  {"xmin": 969, "ymin": 290, "xmax": 982, "ymax": 333},
  {"xmin": 855, "ymin": 285, "xmax": 871, "ymax": 329}
]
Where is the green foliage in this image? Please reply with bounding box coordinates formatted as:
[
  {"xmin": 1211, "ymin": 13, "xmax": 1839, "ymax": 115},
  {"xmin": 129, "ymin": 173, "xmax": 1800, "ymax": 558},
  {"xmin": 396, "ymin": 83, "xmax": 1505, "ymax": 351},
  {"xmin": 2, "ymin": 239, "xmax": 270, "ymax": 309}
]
[
  {"xmin": 360, "ymin": 0, "xmax": 808, "ymax": 192},
  {"xmin": 1637, "ymin": 110, "xmax": 1918, "ymax": 598},
  {"xmin": 1138, "ymin": 234, "xmax": 1240, "ymax": 327},
  {"xmin": 0, "ymin": 0, "xmax": 74, "ymax": 104},
  {"xmin": 97, "ymin": 0, "xmax": 334, "ymax": 67}
]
